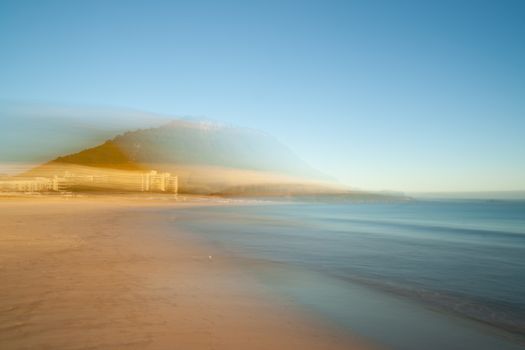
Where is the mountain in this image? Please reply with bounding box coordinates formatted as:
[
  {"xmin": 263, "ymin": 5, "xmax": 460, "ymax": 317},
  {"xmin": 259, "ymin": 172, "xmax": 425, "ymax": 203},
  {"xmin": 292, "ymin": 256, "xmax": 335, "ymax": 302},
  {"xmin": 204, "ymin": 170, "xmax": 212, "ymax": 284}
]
[
  {"xmin": 108, "ymin": 120, "xmax": 329, "ymax": 179},
  {"xmin": 25, "ymin": 120, "xmax": 408, "ymax": 200},
  {"xmin": 27, "ymin": 121, "xmax": 342, "ymax": 195}
]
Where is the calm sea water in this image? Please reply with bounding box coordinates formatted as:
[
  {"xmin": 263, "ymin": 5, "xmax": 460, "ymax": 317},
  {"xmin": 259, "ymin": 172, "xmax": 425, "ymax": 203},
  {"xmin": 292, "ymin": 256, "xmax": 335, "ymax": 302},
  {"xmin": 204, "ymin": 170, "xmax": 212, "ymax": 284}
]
[{"xmin": 171, "ymin": 199, "xmax": 525, "ymax": 349}]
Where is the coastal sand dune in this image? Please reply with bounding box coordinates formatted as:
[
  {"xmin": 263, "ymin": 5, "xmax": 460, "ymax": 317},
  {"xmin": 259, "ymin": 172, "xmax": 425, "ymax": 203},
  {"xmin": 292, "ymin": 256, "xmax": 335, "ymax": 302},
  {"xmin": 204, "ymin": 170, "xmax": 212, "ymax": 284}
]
[{"xmin": 0, "ymin": 197, "xmax": 372, "ymax": 350}]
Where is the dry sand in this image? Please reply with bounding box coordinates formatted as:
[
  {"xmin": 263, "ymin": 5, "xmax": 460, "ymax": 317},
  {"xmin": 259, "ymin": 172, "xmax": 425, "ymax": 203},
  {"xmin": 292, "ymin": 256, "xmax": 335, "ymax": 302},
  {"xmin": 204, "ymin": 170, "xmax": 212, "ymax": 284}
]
[{"xmin": 0, "ymin": 196, "xmax": 373, "ymax": 350}]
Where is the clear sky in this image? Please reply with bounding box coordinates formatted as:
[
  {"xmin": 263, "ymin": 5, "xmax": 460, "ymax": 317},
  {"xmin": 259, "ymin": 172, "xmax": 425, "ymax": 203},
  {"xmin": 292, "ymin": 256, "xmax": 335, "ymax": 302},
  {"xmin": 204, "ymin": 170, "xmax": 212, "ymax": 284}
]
[{"xmin": 1, "ymin": 0, "xmax": 524, "ymax": 192}]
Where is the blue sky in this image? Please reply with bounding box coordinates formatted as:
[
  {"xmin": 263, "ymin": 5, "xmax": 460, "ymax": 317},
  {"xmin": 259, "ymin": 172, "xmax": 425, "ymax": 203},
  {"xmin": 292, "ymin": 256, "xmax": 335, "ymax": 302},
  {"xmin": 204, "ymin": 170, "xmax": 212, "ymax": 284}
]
[{"xmin": 1, "ymin": 0, "xmax": 524, "ymax": 192}]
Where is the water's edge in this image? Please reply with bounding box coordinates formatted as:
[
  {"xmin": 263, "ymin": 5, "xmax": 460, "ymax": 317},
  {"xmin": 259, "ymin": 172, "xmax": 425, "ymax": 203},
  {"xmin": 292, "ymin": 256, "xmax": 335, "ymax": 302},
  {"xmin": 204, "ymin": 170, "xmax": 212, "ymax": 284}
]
[{"xmin": 166, "ymin": 200, "xmax": 525, "ymax": 350}]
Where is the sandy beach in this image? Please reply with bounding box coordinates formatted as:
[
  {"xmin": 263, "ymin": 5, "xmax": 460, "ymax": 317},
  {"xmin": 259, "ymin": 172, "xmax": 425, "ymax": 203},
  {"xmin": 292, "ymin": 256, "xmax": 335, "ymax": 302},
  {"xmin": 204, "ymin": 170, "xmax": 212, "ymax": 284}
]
[{"xmin": 0, "ymin": 196, "xmax": 371, "ymax": 350}]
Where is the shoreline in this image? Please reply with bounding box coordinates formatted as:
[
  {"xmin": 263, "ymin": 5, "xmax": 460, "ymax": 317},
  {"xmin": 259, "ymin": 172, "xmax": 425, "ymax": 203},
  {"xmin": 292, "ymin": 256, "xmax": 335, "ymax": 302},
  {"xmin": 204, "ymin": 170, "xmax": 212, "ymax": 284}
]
[
  {"xmin": 166, "ymin": 201, "xmax": 525, "ymax": 350},
  {"xmin": 0, "ymin": 196, "xmax": 372, "ymax": 349}
]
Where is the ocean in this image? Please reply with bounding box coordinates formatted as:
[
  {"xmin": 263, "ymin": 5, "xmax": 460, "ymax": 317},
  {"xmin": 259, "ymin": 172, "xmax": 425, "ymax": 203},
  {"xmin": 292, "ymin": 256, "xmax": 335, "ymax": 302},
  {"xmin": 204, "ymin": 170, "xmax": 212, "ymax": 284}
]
[{"xmin": 170, "ymin": 199, "xmax": 525, "ymax": 350}]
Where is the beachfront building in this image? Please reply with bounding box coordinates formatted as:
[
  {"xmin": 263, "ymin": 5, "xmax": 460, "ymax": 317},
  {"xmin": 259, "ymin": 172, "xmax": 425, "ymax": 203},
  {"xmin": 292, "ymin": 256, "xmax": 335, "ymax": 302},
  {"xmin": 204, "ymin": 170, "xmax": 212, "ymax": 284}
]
[
  {"xmin": 61, "ymin": 170, "xmax": 178, "ymax": 193},
  {"xmin": 141, "ymin": 171, "xmax": 178, "ymax": 193},
  {"xmin": 0, "ymin": 170, "xmax": 178, "ymax": 194},
  {"xmin": 0, "ymin": 176, "xmax": 63, "ymax": 192}
]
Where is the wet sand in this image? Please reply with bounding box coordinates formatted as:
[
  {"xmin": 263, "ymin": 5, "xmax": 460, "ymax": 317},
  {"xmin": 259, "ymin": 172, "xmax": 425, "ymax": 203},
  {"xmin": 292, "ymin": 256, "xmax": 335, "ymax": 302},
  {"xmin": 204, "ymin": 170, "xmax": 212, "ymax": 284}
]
[{"xmin": 0, "ymin": 196, "xmax": 372, "ymax": 350}]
